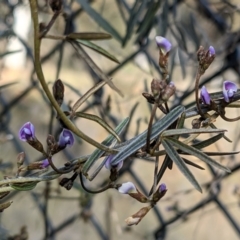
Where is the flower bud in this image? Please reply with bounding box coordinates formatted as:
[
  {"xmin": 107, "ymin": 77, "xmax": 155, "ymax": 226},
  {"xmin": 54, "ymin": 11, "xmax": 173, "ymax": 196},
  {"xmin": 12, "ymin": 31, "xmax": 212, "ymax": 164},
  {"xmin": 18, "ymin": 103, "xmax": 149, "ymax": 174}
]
[
  {"xmin": 197, "ymin": 46, "xmax": 215, "ymax": 72},
  {"xmin": 125, "ymin": 205, "xmax": 152, "ymax": 226},
  {"xmin": 152, "ymin": 183, "xmax": 167, "ymax": 202},
  {"xmin": 200, "ymin": 86, "xmax": 211, "ymax": 105},
  {"xmin": 161, "ymin": 82, "xmax": 176, "ymax": 101},
  {"xmin": 118, "ymin": 182, "xmax": 136, "ymax": 194},
  {"xmin": 52, "ymin": 79, "xmax": 64, "ymax": 106},
  {"xmin": 155, "ymin": 36, "xmax": 172, "ymax": 53},
  {"xmin": 17, "ymin": 152, "xmax": 25, "ymax": 168},
  {"xmin": 105, "ymin": 155, "xmax": 123, "ymax": 171}
]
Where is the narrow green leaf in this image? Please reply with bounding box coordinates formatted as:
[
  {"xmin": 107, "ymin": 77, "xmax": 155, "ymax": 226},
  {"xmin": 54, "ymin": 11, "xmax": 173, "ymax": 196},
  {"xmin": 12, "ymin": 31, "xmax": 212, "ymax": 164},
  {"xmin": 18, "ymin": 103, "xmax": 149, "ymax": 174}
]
[
  {"xmin": 75, "ymin": 39, "xmax": 119, "ymax": 64},
  {"xmin": 75, "ymin": 112, "xmax": 121, "ymax": 142},
  {"xmin": 162, "ymin": 128, "xmax": 226, "ymax": 137},
  {"xmin": 162, "ymin": 139, "xmax": 202, "ymax": 192},
  {"xmin": 197, "ymin": 151, "xmax": 240, "ymax": 156},
  {"xmin": 210, "ymin": 123, "xmax": 232, "ymax": 142},
  {"xmin": 75, "ymin": 0, "xmax": 122, "ymax": 42},
  {"xmin": 182, "ymin": 158, "xmax": 205, "ymax": 170},
  {"xmin": 111, "ymin": 105, "xmax": 185, "ymax": 165},
  {"xmin": 166, "ymin": 138, "xmax": 231, "ymax": 172},
  {"xmin": 192, "ymin": 133, "xmax": 223, "ymax": 149},
  {"xmin": 67, "ymin": 32, "xmax": 112, "ymax": 40},
  {"xmin": 82, "ymin": 117, "xmax": 129, "ymax": 175}
]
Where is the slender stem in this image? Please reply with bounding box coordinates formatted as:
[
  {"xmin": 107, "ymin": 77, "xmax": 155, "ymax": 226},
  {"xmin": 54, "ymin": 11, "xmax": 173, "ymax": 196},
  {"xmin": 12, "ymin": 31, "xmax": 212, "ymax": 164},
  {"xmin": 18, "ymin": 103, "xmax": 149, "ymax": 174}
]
[
  {"xmin": 79, "ymin": 173, "xmax": 113, "ymax": 194},
  {"xmin": 39, "ymin": 11, "xmax": 61, "ymax": 39},
  {"xmin": 195, "ymin": 67, "xmax": 204, "ymax": 116},
  {"xmin": 152, "ymin": 146, "xmax": 159, "ymax": 195},
  {"xmin": 48, "ymin": 157, "xmax": 74, "ymax": 174},
  {"xmin": 28, "ymin": 0, "xmax": 116, "ymax": 153},
  {"xmin": 220, "ymin": 113, "xmax": 240, "ymax": 122}
]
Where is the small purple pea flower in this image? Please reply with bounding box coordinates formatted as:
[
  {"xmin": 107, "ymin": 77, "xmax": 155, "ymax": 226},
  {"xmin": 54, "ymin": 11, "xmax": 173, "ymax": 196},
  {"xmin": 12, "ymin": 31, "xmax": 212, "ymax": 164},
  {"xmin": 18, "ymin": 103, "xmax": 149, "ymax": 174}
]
[
  {"xmin": 200, "ymin": 86, "xmax": 211, "ymax": 105},
  {"xmin": 118, "ymin": 182, "xmax": 137, "ymax": 194},
  {"xmin": 159, "ymin": 183, "xmax": 167, "ymax": 193},
  {"xmin": 155, "ymin": 36, "xmax": 172, "ymax": 53},
  {"xmin": 41, "ymin": 159, "xmax": 50, "ymax": 168},
  {"xmin": 223, "ymin": 81, "xmax": 238, "ymax": 102},
  {"xmin": 58, "ymin": 129, "xmax": 74, "ymax": 148},
  {"xmin": 208, "ymin": 46, "xmax": 215, "ymax": 57},
  {"xmin": 105, "ymin": 155, "xmax": 123, "ymax": 171},
  {"xmin": 19, "ymin": 122, "xmax": 36, "ymax": 142}
]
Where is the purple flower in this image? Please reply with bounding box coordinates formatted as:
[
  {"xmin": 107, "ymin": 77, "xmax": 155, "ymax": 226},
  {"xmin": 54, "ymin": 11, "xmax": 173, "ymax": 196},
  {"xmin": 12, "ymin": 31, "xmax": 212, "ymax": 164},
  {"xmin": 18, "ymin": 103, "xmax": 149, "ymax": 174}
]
[
  {"xmin": 159, "ymin": 183, "xmax": 167, "ymax": 193},
  {"xmin": 19, "ymin": 122, "xmax": 36, "ymax": 141},
  {"xmin": 208, "ymin": 46, "xmax": 215, "ymax": 57},
  {"xmin": 41, "ymin": 159, "xmax": 50, "ymax": 168},
  {"xmin": 200, "ymin": 86, "xmax": 211, "ymax": 105},
  {"xmin": 118, "ymin": 182, "xmax": 137, "ymax": 194},
  {"xmin": 58, "ymin": 129, "xmax": 74, "ymax": 147},
  {"xmin": 105, "ymin": 155, "xmax": 123, "ymax": 171},
  {"xmin": 223, "ymin": 81, "xmax": 238, "ymax": 102},
  {"xmin": 155, "ymin": 36, "xmax": 172, "ymax": 53}
]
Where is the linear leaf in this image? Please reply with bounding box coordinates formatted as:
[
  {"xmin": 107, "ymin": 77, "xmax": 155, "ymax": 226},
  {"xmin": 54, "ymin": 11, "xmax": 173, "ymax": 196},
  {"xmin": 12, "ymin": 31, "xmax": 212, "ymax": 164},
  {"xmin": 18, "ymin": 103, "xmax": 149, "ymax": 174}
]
[
  {"xmin": 111, "ymin": 105, "xmax": 185, "ymax": 165},
  {"xmin": 162, "ymin": 139, "xmax": 202, "ymax": 192},
  {"xmin": 162, "ymin": 128, "xmax": 226, "ymax": 137},
  {"xmin": 75, "ymin": 39, "xmax": 119, "ymax": 64},
  {"xmin": 82, "ymin": 117, "xmax": 129, "ymax": 175},
  {"xmin": 75, "ymin": 112, "xmax": 121, "ymax": 142},
  {"xmin": 192, "ymin": 133, "xmax": 223, "ymax": 149},
  {"xmin": 182, "ymin": 158, "xmax": 205, "ymax": 170},
  {"xmin": 210, "ymin": 123, "xmax": 232, "ymax": 142},
  {"xmin": 194, "ymin": 151, "xmax": 240, "ymax": 156},
  {"xmin": 75, "ymin": 0, "xmax": 122, "ymax": 42},
  {"xmin": 166, "ymin": 138, "xmax": 231, "ymax": 172}
]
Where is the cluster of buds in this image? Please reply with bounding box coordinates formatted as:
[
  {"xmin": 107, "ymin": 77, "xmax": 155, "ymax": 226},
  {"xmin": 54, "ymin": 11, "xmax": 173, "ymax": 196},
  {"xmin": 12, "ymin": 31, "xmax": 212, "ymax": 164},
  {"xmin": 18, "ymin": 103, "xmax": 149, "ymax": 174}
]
[
  {"xmin": 143, "ymin": 79, "xmax": 176, "ymax": 106},
  {"xmin": 200, "ymin": 81, "xmax": 238, "ymax": 105},
  {"xmin": 18, "ymin": 122, "xmax": 74, "ymax": 171},
  {"xmin": 116, "ymin": 182, "xmax": 167, "ymax": 226},
  {"xmin": 197, "ymin": 46, "xmax": 215, "ymax": 73}
]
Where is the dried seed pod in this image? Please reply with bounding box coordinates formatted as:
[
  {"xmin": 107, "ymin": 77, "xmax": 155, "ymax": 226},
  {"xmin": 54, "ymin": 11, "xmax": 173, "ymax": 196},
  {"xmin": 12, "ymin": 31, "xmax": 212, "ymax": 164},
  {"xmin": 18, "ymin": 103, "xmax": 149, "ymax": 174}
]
[{"xmin": 53, "ymin": 79, "xmax": 64, "ymax": 106}]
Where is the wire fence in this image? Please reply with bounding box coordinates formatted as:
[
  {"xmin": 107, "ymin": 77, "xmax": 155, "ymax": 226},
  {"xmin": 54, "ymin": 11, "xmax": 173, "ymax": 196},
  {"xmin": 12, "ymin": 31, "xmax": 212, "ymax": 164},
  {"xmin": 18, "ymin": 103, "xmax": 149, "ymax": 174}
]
[{"xmin": 0, "ymin": 0, "xmax": 240, "ymax": 240}]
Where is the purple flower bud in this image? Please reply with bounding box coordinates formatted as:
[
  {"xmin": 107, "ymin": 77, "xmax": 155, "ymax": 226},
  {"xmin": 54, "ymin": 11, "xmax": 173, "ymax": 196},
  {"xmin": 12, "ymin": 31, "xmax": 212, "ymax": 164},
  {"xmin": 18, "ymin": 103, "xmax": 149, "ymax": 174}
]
[
  {"xmin": 200, "ymin": 86, "xmax": 211, "ymax": 105},
  {"xmin": 105, "ymin": 155, "xmax": 123, "ymax": 171},
  {"xmin": 208, "ymin": 46, "xmax": 215, "ymax": 57},
  {"xmin": 118, "ymin": 182, "xmax": 136, "ymax": 194},
  {"xmin": 19, "ymin": 122, "xmax": 36, "ymax": 141},
  {"xmin": 58, "ymin": 129, "xmax": 74, "ymax": 147},
  {"xmin": 223, "ymin": 81, "xmax": 238, "ymax": 102},
  {"xmin": 41, "ymin": 159, "xmax": 49, "ymax": 168},
  {"xmin": 155, "ymin": 36, "xmax": 172, "ymax": 53},
  {"xmin": 159, "ymin": 183, "xmax": 167, "ymax": 193}
]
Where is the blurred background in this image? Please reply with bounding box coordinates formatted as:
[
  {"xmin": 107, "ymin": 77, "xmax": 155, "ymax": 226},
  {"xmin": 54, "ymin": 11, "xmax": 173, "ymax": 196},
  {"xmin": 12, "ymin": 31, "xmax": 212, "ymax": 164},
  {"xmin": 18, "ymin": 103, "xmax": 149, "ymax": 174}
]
[{"xmin": 0, "ymin": 0, "xmax": 240, "ymax": 239}]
